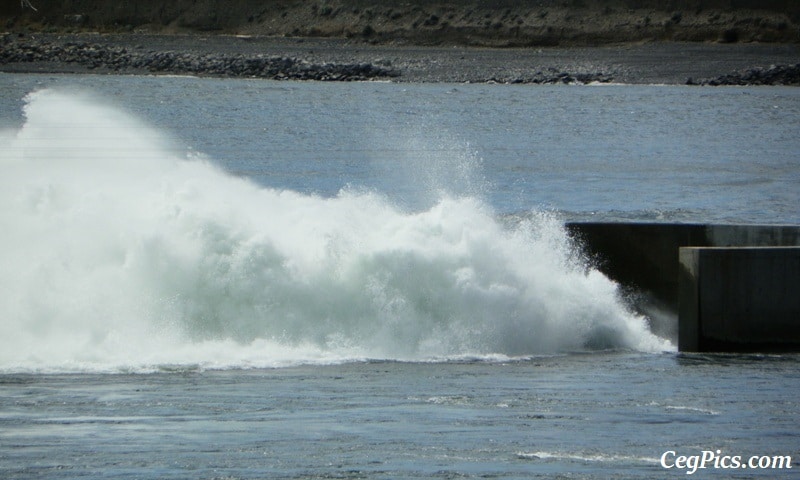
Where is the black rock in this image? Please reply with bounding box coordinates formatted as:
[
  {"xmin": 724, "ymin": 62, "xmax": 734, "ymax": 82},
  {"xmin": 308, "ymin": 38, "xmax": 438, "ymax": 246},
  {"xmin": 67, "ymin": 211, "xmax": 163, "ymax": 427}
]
[
  {"xmin": 0, "ymin": 36, "xmax": 401, "ymax": 81},
  {"xmin": 692, "ymin": 64, "xmax": 800, "ymax": 86}
]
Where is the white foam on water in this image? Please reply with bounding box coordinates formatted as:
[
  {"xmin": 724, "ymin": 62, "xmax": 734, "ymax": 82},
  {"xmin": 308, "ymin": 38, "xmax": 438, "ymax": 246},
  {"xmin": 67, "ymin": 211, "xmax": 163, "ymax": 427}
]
[
  {"xmin": 517, "ymin": 450, "xmax": 661, "ymax": 464},
  {"xmin": 0, "ymin": 89, "xmax": 673, "ymax": 373}
]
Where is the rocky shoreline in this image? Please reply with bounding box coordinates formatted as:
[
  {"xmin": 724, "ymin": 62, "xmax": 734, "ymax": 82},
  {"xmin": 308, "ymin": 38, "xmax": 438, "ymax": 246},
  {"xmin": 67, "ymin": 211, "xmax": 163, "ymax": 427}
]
[
  {"xmin": 0, "ymin": 33, "xmax": 612, "ymax": 84},
  {"xmin": 2, "ymin": 0, "xmax": 800, "ymax": 85},
  {"xmin": 2, "ymin": 32, "xmax": 800, "ymax": 86},
  {"xmin": 689, "ymin": 63, "xmax": 800, "ymax": 86},
  {"xmin": 0, "ymin": 33, "xmax": 399, "ymax": 81}
]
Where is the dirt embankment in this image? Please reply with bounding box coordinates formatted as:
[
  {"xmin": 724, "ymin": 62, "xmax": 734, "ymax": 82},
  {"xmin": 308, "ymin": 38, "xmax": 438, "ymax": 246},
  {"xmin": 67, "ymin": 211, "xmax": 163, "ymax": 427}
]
[{"xmin": 3, "ymin": 0, "xmax": 799, "ymax": 47}]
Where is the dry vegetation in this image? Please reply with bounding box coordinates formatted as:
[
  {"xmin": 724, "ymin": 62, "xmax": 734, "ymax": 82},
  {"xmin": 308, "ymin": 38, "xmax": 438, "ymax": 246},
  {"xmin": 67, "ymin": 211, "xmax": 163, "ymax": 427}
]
[{"xmin": 2, "ymin": 0, "xmax": 799, "ymax": 47}]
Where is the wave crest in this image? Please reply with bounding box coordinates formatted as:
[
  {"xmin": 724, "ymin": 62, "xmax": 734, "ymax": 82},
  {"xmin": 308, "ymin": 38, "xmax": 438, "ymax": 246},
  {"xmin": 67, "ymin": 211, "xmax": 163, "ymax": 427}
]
[{"xmin": 0, "ymin": 89, "xmax": 672, "ymax": 373}]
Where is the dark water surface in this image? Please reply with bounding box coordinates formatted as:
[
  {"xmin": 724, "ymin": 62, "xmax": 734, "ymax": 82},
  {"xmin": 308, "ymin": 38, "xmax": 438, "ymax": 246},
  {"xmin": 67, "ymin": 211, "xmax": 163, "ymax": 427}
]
[{"xmin": 2, "ymin": 354, "xmax": 799, "ymax": 479}]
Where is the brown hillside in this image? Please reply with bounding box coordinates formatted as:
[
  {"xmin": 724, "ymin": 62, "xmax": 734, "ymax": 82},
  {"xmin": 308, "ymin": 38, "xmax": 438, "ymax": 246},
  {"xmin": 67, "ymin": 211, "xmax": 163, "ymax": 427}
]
[{"xmin": 2, "ymin": 0, "xmax": 799, "ymax": 46}]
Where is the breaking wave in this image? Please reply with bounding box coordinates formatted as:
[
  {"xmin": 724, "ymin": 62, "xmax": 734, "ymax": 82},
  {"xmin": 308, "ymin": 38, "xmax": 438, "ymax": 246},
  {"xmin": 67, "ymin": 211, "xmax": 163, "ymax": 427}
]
[{"xmin": 0, "ymin": 89, "xmax": 672, "ymax": 373}]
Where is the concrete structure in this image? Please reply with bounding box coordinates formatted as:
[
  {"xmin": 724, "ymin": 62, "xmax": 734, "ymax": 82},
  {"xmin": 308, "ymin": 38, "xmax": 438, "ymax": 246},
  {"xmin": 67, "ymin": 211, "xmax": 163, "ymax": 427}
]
[
  {"xmin": 565, "ymin": 223, "xmax": 800, "ymax": 352},
  {"xmin": 565, "ymin": 223, "xmax": 800, "ymax": 310},
  {"xmin": 679, "ymin": 247, "xmax": 800, "ymax": 352}
]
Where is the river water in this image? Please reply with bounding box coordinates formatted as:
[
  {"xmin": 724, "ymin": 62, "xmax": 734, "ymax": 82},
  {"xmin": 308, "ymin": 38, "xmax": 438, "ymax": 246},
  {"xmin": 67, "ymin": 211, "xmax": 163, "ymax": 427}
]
[{"xmin": 0, "ymin": 73, "xmax": 798, "ymax": 478}]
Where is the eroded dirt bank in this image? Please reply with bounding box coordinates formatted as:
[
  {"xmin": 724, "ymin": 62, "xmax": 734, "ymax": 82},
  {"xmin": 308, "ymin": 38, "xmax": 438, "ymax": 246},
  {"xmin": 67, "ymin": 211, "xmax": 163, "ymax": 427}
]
[
  {"xmin": 1, "ymin": 1, "xmax": 799, "ymax": 85},
  {"xmin": 3, "ymin": 0, "xmax": 799, "ymax": 47}
]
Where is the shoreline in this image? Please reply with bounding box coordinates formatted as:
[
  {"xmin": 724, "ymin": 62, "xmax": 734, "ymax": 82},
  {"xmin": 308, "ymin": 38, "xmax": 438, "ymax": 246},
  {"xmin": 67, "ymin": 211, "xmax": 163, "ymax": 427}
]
[{"xmin": 2, "ymin": 32, "xmax": 800, "ymax": 85}]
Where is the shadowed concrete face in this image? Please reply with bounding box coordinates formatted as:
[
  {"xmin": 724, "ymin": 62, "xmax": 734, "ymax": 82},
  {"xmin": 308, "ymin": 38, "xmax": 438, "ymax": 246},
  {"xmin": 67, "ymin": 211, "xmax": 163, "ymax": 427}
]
[
  {"xmin": 566, "ymin": 223, "xmax": 800, "ymax": 352},
  {"xmin": 566, "ymin": 223, "xmax": 800, "ymax": 311},
  {"xmin": 679, "ymin": 247, "xmax": 800, "ymax": 352}
]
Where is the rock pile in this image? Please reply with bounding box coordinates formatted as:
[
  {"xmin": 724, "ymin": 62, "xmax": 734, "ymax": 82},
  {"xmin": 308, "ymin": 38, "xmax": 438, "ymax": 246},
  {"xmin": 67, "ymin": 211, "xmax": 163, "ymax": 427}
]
[
  {"xmin": 0, "ymin": 34, "xmax": 400, "ymax": 81},
  {"xmin": 487, "ymin": 71, "xmax": 613, "ymax": 85},
  {"xmin": 688, "ymin": 64, "xmax": 800, "ymax": 86}
]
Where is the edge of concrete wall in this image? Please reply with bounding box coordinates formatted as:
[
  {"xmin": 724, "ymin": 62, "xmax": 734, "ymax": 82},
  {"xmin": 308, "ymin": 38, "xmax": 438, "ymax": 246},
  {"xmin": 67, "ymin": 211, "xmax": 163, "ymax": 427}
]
[
  {"xmin": 566, "ymin": 222, "xmax": 800, "ymax": 312},
  {"xmin": 678, "ymin": 247, "xmax": 701, "ymax": 352},
  {"xmin": 678, "ymin": 246, "xmax": 800, "ymax": 352},
  {"xmin": 566, "ymin": 222, "xmax": 800, "ymax": 351}
]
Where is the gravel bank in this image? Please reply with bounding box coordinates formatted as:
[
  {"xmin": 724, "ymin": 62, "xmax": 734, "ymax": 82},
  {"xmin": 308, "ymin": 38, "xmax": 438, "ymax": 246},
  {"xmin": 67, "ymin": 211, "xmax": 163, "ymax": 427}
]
[{"xmin": 2, "ymin": 32, "xmax": 799, "ymax": 85}]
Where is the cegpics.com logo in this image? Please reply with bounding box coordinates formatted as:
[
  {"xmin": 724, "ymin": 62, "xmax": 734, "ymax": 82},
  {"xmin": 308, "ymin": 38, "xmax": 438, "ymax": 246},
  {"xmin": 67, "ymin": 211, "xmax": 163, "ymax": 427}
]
[{"xmin": 661, "ymin": 450, "xmax": 793, "ymax": 475}]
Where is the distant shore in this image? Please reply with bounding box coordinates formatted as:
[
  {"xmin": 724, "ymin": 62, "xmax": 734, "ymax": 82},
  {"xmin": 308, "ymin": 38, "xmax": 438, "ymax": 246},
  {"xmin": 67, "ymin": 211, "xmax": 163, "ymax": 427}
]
[
  {"xmin": 3, "ymin": 0, "xmax": 799, "ymax": 47},
  {"xmin": 2, "ymin": 32, "xmax": 799, "ymax": 85},
  {"xmin": 1, "ymin": 0, "xmax": 799, "ymax": 85}
]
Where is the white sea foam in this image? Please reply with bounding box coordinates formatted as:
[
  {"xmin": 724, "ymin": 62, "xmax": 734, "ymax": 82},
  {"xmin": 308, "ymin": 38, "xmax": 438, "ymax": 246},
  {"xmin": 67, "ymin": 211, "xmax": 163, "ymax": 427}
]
[
  {"xmin": 647, "ymin": 402, "xmax": 721, "ymax": 415},
  {"xmin": 517, "ymin": 450, "xmax": 661, "ymax": 464},
  {"xmin": 0, "ymin": 89, "xmax": 673, "ymax": 373}
]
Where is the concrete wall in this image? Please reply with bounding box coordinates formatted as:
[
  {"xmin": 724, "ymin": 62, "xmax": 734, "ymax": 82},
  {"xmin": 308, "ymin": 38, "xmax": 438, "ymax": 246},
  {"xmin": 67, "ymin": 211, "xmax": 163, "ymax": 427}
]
[
  {"xmin": 566, "ymin": 223, "xmax": 800, "ymax": 312},
  {"xmin": 678, "ymin": 247, "xmax": 800, "ymax": 352},
  {"xmin": 566, "ymin": 223, "xmax": 800, "ymax": 352}
]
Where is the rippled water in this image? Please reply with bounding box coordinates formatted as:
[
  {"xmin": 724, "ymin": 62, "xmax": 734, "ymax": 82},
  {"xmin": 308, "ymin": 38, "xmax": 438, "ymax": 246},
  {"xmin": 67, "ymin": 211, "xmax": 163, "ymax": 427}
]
[
  {"xmin": 2, "ymin": 74, "xmax": 799, "ymax": 223},
  {"xmin": 0, "ymin": 74, "xmax": 798, "ymax": 479},
  {"xmin": 3, "ymin": 354, "xmax": 799, "ymax": 479}
]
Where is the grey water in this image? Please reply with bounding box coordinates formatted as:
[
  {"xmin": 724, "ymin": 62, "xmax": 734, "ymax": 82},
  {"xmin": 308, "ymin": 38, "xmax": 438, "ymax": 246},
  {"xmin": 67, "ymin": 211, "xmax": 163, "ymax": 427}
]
[
  {"xmin": 1, "ymin": 73, "xmax": 799, "ymax": 479},
  {"xmin": 2, "ymin": 355, "xmax": 798, "ymax": 479},
  {"xmin": 2, "ymin": 74, "xmax": 799, "ymax": 223}
]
